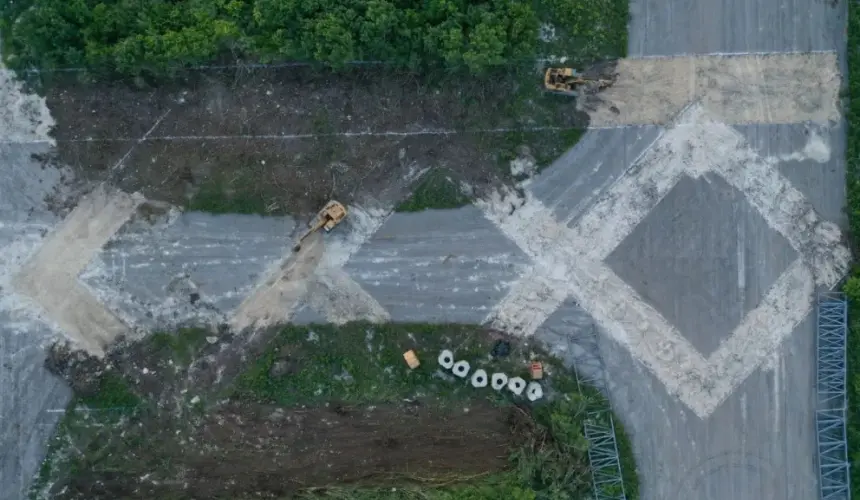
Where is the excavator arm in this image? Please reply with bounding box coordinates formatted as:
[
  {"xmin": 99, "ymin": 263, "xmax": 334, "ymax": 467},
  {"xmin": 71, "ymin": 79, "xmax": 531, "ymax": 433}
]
[{"xmin": 293, "ymin": 217, "xmax": 328, "ymax": 252}]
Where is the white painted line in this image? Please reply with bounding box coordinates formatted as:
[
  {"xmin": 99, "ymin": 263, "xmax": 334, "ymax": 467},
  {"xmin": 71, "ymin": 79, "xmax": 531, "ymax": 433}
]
[
  {"xmin": 0, "ymin": 125, "xmax": 575, "ymax": 145},
  {"xmin": 700, "ymin": 119, "xmax": 851, "ymax": 287},
  {"xmin": 629, "ymin": 49, "xmax": 837, "ymax": 59},
  {"xmin": 706, "ymin": 258, "xmax": 814, "ymax": 413},
  {"xmin": 566, "ymin": 127, "xmax": 687, "ymax": 261},
  {"xmin": 0, "ymin": 121, "xmax": 834, "ymax": 147},
  {"xmin": 110, "ymin": 109, "xmax": 172, "ymax": 172},
  {"xmin": 573, "ymin": 260, "xmax": 711, "ymax": 410},
  {"xmin": 11, "ymin": 185, "xmax": 143, "ymax": 356}
]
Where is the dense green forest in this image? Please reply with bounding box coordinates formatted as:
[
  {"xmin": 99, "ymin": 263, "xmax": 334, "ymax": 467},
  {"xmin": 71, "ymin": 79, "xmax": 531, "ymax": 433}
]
[{"xmin": 0, "ymin": 0, "xmax": 628, "ymax": 77}]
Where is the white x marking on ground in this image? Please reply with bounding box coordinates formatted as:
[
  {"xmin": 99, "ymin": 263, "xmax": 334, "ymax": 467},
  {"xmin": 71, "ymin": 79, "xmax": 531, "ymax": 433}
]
[
  {"xmin": 478, "ymin": 104, "xmax": 850, "ymax": 418},
  {"xmin": 229, "ymin": 206, "xmax": 391, "ymax": 332}
]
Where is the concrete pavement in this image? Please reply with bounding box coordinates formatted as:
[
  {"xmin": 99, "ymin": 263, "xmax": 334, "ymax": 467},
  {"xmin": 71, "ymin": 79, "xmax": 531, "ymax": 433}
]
[{"xmin": 0, "ymin": 0, "xmax": 850, "ymax": 498}]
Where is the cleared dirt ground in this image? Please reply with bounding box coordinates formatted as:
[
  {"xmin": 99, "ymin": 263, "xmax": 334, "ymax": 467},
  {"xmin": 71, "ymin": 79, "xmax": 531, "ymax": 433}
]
[
  {"xmin": 41, "ymin": 324, "xmax": 539, "ymax": 500},
  {"xmin": 33, "ymin": 66, "xmax": 590, "ymax": 215},
  {"xmin": 54, "ymin": 401, "xmax": 523, "ymax": 500}
]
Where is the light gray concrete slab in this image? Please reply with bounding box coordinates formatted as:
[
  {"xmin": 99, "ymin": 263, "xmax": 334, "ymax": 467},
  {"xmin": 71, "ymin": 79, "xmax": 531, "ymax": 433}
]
[
  {"xmin": 532, "ymin": 299, "xmax": 607, "ymax": 389},
  {"xmin": 627, "ymin": 0, "xmax": 845, "ymax": 57},
  {"xmin": 0, "ymin": 143, "xmax": 73, "ymax": 500},
  {"xmin": 0, "ymin": 317, "xmax": 71, "ymax": 500},
  {"xmin": 527, "ymin": 126, "xmax": 663, "ymax": 225},
  {"xmin": 606, "ymin": 174, "xmax": 798, "ymax": 356},
  {"xmin": 734, "ymin": 122, "xmax": 846, "ymax": 227},
  {"xmin": 601, "ymin": 313, "xmax": 816, "ymax": 500},
  {"xmin": 0, "ymin": 143, "xmax": 67, "ymax": 221},
  {"xmin": 343, "ymin": 206, "xmax": 529, "ymax": 323},
  {"xmin": 80, "ymin": 212, "xmax": 295, "ymax": 330}
]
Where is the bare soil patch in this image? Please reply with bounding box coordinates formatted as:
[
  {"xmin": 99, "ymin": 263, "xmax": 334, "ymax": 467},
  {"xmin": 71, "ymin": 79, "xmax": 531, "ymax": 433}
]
[
  {"xmin": 188, "ymin": 401, "xmax": 522, "ymax": 497},
  {"xmin": 579, "ymin": 53, "xmax": 840, "ymax": 126},
  {"xmin": 35, "ymin": 66, "xmax": 591, "ymax": 214},
  {"xmin": 53, "ymin": 400, "xmax": 523, "ymax": 500},
  {"xmin": 39, "ymin": 323, "xmax": 541, "ymax": 500}
]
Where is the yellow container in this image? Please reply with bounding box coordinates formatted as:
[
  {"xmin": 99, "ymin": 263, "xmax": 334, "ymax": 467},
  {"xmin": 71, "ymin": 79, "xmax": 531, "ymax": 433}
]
[{"xmin": 404, "ymin": 350, "xmax": 420, "ymax": 369}]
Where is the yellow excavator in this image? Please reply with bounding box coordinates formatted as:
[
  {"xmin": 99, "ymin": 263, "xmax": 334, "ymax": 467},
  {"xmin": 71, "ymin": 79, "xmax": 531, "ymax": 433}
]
[
  {"xmin": 544, "ymin": 68, "xmax": 613, "ymax": 96},
  {"xmin": 292, "ymin": 200, "xmax": 347, "ymax": 252}
]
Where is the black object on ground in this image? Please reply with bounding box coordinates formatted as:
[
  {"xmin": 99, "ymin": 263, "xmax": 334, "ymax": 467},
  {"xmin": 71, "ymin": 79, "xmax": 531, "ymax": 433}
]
[{"xmin": 491, "ymin": 340, "xmax": 511, "ymax": 358}]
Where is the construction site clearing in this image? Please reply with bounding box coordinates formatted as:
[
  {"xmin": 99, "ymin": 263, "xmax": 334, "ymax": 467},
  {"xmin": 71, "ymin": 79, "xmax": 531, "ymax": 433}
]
[
  {"xmin": 32, "ymin": 322, "xmax": 625, "ymax": 500},
  {"xmin": 7, "ymin": 46, "xmax": 846, "ymax": 500}
]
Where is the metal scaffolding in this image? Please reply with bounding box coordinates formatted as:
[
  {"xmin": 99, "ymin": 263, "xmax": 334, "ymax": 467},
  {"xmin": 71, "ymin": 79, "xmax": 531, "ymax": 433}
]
[
  {"xmin": 816, "ymin": 292, "xmax": 850, "ymax": 500},
  {"xmin": 565, "ymin": 320, "xmax": 628, "ymax": 500},
  {"xmin": 584, "ymin": 408, "xmax": 628, "ymax": 500}
]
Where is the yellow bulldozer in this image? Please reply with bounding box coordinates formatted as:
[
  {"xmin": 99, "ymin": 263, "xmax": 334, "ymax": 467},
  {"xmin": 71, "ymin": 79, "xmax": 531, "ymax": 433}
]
[
  {"xmin": 544, "ymin": 68, "xmax": 613, "ymax": 96},
  {"xmin": 292, "ymin": 200, "xmax": 347, "ymax": 252}
]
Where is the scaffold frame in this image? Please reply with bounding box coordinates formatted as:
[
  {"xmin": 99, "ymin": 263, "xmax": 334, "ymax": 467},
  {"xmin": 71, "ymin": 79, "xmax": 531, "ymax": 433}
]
[{"xmin": 815, "ymin": 292, "xmax": 850, "ymax": 500}]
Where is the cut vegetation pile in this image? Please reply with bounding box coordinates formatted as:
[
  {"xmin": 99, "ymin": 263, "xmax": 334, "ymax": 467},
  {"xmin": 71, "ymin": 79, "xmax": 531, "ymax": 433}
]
[{"xmin": 31, "ymin": 323, "xmax": 638, "ymax": 500}]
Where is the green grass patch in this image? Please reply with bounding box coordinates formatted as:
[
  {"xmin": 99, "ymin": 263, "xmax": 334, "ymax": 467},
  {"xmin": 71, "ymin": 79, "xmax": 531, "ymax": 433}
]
[
  {"xmin": 233, "ymin": 322, "xmax": 637, "ymax": 499},
  {"xmin": 613, "ymin": 418, "xmax": 640, "ymax": 499},
  {"xmin": 234, "ymin": 323, "xmax": 535, "ymax": 405},
  {"xmin": 186, "ymin": 173, "xmax": 276, "ymax": 216},
  {"xmin": 28, "ymin": 373, "xmax": 143, "ymax": 500},
  {"xmin": 33, "ymin": 323, "xmax": 639, "ymax": 499},
  {"xmin": 492, "ymin": 128, "xmax": 587, "ymax": 177},
  {"xmin": 395, "ymin": 170, "xmax": 472, "ymax": 212},
  {"xmin": 148, "ymin": 328, "xmax": 211, "ymax": 367},
  {"xmin": 76, "ymin": 372, "xmax": 141, "ymax": 409}
]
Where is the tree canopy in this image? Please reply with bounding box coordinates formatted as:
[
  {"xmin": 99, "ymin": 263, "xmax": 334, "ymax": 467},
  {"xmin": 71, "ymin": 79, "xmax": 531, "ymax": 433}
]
[{"xmin": 1, "ymin": 0, "xmax": 545, "ymax": 76}]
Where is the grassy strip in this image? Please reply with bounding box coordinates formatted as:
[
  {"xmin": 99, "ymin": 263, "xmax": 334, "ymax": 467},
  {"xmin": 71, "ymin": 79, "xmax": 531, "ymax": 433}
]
[
  {"xmin": 28, "ymin": 328, "xmax": 213, "ymax": 499},
  {"xmin": 235, "ymin": 322, "xmax": 636, "ymax": 499},
  {"xmin": 28, "ymin": 374, "xmax": 142, "ymax": 500},
  {"xmin": 395, "ymin": 128, "xmax": 586, "ymax": 212},
  {"xmin": 494, "ymin": 129, "xmax": 588, "ymax": 176},
  {"xmin": 395, "ymin": 169, "xmax": 471, "ymax": 212},
  {"xmin": 846, "ymin": 3, "xmax": 860, "ymax": 495},
  {"xmin": 33, "ymin": 323, "xmax": 639, "ymax": 499}
]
